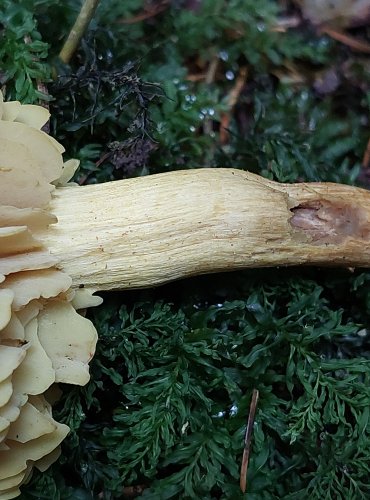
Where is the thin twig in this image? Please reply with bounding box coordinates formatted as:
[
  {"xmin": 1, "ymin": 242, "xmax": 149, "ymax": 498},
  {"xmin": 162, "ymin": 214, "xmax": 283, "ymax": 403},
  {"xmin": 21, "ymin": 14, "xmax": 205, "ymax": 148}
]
[
  {"xmin": 240, "ymin": 389, "xmax": 259, "ymax": 494},
  {"xmin": 117, "ymin": 0, "xmax": 170, "ymax": 24},
  {"xmin": 203, "ymin": 55, "xmax": 219, "ymax": 138},
  {"xmin": 220, "ymin": 66, "xmax": 248, "ymax": 145},
  {"xmin": 205, "ymin": 56, "xmax": 219, "ymax": 85},
  {"xmin": 270, "ymin": 15, "xmax": 301, "ymax": 32},
  {"xmin": 59, "ymin": 0, "xmax": 101, "ymax": 64},
  {"xmin": 98, "ymin": 484, "xmax": 147, "ymax": 498},
  {"xmin": 186, "ymin": 73, "xmax": 208, "ymax": 82},
  {"xmin": 186, "ymin": 56, "xmax": 219, "ymax": 84},
  {"xmin": 320, "ymin": 26, "xmax": 370, "ymax": 54},
  {"xmin": 362, "ymin": 137, "xmax": 370, "ymax": 169}
]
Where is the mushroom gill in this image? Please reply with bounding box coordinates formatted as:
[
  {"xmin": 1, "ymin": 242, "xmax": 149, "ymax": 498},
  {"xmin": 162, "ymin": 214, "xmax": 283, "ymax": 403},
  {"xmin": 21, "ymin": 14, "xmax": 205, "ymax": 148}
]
[{"xmin": 0, "ymin": 92, "xmax": 100, "ymax": 499}]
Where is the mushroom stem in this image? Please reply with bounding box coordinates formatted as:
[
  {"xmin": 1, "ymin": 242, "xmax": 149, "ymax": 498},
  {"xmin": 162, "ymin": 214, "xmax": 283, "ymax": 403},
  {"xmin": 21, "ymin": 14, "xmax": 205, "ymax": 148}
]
[{"xmin": 41, "ymin": 168, "xmax": 370, "ymax": 292}]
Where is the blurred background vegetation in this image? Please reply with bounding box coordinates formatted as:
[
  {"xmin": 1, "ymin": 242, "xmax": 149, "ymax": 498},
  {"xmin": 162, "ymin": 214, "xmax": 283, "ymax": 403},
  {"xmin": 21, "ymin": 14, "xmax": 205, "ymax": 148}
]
[{"xmin": 2, "ymin": 0, "xmax": 370, "ymax": 498}]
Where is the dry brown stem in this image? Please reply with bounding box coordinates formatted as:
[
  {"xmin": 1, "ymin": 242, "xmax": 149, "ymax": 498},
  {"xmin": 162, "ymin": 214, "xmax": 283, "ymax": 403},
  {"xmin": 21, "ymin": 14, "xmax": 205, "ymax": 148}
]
[
  {"xmin": 320, "ymin": 26, "xmax": 370, "ymax": 53},
  {"xmin": 220, "ymin": 67, "xmax": 248, "ymax": 145},
  {"xmin": 362, "ymin": 137, "xmax": 370, "ymax": 169},
  {"xmin": 117, "ymin": 0, "xmax": 170, "ymax": 24},
  {"xmin": 59, "ymin": 0, "xmax": 100, "ymax": 64},
  {"xmin": 240, "ymin": 389, "xmax": 259, "ymax": 493}
]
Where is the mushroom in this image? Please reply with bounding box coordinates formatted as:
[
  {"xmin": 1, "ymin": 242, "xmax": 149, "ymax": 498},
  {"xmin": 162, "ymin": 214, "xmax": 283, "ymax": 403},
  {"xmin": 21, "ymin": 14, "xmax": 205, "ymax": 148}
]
[
  {"xmin": 0, "ymin": 93, "xmax": 98, "ymax": 499},
  {"xmin": 1, "ymin": 92, "xmax": 370, "ymax": 497}
]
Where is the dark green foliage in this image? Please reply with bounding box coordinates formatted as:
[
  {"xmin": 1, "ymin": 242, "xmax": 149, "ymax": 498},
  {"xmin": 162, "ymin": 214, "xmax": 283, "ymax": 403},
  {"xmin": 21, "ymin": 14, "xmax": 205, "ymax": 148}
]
[
  {"xmin": 4, "ymin": 0, "xmax": 370, "ymax": 499},
  {"xmin": 4, "ymin": 0, "xmax": 368, "ymax": 182},
  {"xmin": 215, "ymin": 83, "xmax": 366, "ymax": 184},
  {"xmin": 0, "ymin": 0, "xmax": 50, "ymax": 102},
  {"xmin": 21, "ymin": 271, "xmax": 370, "ymax": 499}
]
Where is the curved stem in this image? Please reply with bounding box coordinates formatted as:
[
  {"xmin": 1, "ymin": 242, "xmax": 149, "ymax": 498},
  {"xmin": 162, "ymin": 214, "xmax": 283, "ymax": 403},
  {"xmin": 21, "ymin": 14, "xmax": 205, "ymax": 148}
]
[{"xmin": 59, "ymin": 0, "xmax": 100, "ymax": 64}]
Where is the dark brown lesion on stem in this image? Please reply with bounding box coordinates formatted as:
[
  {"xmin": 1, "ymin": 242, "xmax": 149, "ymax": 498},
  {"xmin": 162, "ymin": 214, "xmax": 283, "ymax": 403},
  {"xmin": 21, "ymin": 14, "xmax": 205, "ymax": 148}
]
[{"xmin": 290, "ymin": 200, "xmax": 370, "ymax": 243}]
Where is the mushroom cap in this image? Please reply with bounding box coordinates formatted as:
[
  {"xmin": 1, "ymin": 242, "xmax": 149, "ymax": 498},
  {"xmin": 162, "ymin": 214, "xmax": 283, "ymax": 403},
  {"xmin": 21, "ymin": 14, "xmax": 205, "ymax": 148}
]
[{"xmin": 0, "ymin": 92, "xmax": 101, "ymax": 497}]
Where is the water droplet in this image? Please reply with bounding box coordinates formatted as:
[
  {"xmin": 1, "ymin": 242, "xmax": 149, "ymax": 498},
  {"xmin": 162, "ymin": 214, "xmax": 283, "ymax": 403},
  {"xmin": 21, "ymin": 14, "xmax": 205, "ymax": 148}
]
[
  {"xmin": 247, "ymin": 303, "xmax": 262, "ymax": 313},
  {"xmin": 181, "ymin": 421, "xmax": 189, "ymax": 434},
  {"xmin": 225, "ymin": 70, "xmax": 235, "ymax": 81},
  {"xmin": 173, "ymin": 78, "xmax": 180, "ymax": 85},
  {"xmin": 80, "ymin": 463, "xmax": 88, "ymax": 474},
  {"xmin": 317, "ymin": 38, "xmax": 330, "ymax": 48},
  {"xmin": 230, "ymin": 404, "xmax": 238, "ymax": 416},
  {"xmin": 308, "ymin": 118, "xmax": 316, "ymax": 131},
  {"xmin": 208, "ymin": 108, "xmax": 215, "ymax": 116},
  {"xmin": 257, "ymin": 22, "xmax": 265, "ymax": 32},
  {"xmin": 157, "ymin": 122, "xmax": 167, "ymax": 134},
  {"xmin": 189, "ymin": 126, "xmax": 196, "ymax": 132},
  {"xmin": 219, "ymin": 50, "xmax": 229, "ymax": 61},
  {"xmin": 300, "ymin": 90, "xmax": 309, "ymax": 101},
  {"xmin": 185, "ymin": 94, "xmax": 197, "ymax": 103}
]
